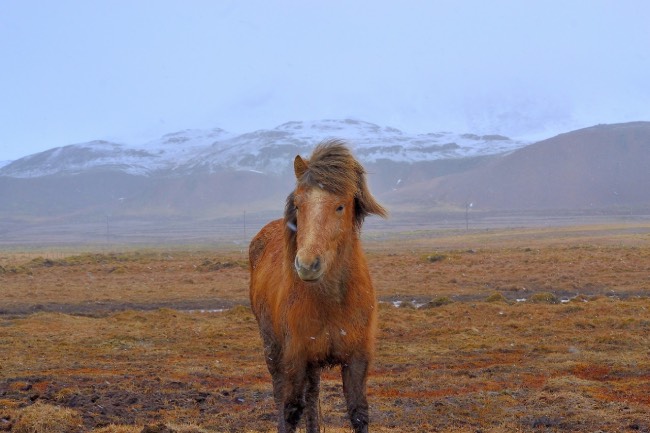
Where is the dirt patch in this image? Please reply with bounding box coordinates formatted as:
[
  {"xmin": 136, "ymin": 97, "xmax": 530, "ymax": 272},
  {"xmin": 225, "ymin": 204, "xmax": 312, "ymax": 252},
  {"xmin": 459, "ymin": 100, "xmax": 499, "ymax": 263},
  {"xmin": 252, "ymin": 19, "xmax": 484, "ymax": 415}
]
[{"xmin": 0, "ymin": 375, "xmax": 268, "ymax": 431}]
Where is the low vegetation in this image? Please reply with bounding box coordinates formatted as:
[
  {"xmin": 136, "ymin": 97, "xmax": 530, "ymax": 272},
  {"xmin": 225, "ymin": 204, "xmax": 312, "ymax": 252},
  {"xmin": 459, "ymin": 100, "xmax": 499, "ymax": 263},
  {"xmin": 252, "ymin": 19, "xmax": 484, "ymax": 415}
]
[{"xmin": 1, "ymin": 223, "xmax": 649, "ymax": 432}]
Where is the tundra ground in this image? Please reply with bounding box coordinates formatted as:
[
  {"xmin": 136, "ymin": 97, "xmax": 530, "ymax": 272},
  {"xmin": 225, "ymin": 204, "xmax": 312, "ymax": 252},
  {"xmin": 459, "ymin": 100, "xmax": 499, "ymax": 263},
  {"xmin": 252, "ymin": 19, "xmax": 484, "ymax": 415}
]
[{"xmin": 1, "ymin": 223, "xmax": 649, "ymax": 432}]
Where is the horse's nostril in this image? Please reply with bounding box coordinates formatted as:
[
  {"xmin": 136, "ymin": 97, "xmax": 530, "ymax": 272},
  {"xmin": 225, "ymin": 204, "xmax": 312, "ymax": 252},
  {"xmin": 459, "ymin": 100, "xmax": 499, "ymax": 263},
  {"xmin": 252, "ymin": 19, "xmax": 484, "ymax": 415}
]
[
  {"xmin": 294, "ymin": 253, "xmax": 322, "ymax": 279},
  {"xmin": 311, "ymin": 257, "xmax": 321, "ymax": 272}
]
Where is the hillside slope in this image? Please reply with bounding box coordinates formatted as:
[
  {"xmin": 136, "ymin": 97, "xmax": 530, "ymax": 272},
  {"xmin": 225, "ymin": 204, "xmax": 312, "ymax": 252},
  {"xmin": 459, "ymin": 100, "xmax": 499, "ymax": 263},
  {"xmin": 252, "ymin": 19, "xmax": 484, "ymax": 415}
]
[{"xmin": 387, "ymin": 122, "xmax": 650, "ymax": 210}]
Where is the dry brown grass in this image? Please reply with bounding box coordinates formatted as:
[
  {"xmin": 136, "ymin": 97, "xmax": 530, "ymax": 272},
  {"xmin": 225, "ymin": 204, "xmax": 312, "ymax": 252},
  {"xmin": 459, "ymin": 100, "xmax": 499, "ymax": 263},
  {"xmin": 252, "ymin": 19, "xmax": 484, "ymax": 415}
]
[
  {"xmin": 0, "ymin": 250, "xmax": 249, "ymax": 315},
  {"xmin": 1, "ymin": 223, "xmax": 650, "ymax": 432},
  {"xmin": 11, "ymin": 402, "xmax": 83, "ymax": 433},
  {"xmin": 91, "ymin": 426, "xmax": 141, "ymax": 433}
]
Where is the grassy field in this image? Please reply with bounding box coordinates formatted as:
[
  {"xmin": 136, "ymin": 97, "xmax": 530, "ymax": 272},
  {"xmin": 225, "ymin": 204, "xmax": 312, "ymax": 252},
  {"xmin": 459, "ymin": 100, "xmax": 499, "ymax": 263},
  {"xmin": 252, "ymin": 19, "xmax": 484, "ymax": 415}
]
[{"xmin": 1, "ymin": 223, "xmax": 650, "ymax": 432}]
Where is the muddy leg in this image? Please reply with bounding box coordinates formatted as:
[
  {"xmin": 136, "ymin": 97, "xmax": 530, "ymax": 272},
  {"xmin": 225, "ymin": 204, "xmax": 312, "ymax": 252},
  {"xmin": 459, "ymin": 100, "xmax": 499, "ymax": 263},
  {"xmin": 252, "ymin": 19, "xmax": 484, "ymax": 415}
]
[
  {"xmin": 342, "ymin": 356, "xmax": 370, "ymax": 433},
  {"xmin": 281, "ymin": 363, "xmax": 307, "ymax": 433},
  {"xmin": 266, "ymin": 359, "xmax": 286, "ymax": 433},
  {"xmin": 263, "ymin": 341, "xmax": 282, "ymax": 397},
  {"xmin": 259, "ymin": 328, "xmax": 288, "ymax": 432},
  {"xmin": 304, "ymin": 364, "xmax": 321, "ymax": 433}
]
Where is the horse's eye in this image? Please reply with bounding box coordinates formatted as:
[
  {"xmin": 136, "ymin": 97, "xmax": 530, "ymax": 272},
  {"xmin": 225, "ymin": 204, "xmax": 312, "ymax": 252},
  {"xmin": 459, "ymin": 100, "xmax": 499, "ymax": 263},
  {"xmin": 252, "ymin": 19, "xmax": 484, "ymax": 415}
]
[{"xmin": 336, "ymin": 204, "xmax": 344, "ymax": 213}]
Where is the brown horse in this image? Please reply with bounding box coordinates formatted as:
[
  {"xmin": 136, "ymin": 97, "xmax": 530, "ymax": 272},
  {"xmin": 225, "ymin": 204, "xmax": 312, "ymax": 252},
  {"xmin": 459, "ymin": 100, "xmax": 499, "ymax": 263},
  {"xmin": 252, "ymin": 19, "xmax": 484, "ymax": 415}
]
[{"xmin": 249, "ymin": 140, "xmax": 387, "ymax": 433}]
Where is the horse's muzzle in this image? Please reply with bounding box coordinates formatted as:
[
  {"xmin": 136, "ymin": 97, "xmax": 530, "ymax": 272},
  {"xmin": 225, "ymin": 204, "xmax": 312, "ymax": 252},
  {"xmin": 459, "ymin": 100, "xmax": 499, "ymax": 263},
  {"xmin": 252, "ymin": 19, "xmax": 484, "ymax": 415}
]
[{"xmin": 294, "ymin": 254, "xmax": 323, "ymax": 281}]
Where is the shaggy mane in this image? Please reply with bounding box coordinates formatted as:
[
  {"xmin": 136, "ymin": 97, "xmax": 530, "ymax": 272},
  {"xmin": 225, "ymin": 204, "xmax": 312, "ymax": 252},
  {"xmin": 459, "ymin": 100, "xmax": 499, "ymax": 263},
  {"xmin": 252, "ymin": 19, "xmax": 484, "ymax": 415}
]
[{"xmin": 297, "ymin": 139, "xmax": 361, "ymax": 196}]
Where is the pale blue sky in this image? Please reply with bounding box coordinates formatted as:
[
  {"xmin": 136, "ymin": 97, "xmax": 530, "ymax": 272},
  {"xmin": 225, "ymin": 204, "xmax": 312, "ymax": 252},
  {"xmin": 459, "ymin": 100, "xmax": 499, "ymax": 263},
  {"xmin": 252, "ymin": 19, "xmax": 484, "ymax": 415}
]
[{"xmin": 1, "ymin": 0, "xmax": 649, "ymax": 160}]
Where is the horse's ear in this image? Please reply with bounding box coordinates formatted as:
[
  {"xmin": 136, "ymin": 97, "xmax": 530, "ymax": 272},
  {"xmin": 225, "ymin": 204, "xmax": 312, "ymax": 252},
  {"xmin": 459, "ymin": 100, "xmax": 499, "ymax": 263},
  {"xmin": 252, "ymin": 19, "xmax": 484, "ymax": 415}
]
[{"xmin": 294, "ymin": 155, "xmax": 308, "ymax": 179}]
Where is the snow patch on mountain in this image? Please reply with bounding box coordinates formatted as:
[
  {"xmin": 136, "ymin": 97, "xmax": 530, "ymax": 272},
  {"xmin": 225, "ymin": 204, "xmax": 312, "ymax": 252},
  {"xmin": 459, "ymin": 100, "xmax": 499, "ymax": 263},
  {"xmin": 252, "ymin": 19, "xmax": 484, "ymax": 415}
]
[
  {"xmin": 177, "ymin": 119, "xmax": 529, "ymax": 174},
  {"xmin": 0, "ymin": 119, "xmax": 530, "ymax": 178},
  {"xmin": 0, "ymin": 140, "xmax": 159, "ymax": 177},
  {"xmin": 139, "ymin": 127, "xmax": 235, "ymax": 169}
]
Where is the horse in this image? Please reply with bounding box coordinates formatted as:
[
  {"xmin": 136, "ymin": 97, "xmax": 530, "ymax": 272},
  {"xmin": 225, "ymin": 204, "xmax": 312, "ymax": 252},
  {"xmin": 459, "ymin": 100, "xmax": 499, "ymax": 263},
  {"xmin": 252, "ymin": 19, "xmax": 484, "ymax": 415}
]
[{"xmin": 249, "ymin": 140, "xmax": 387, "ymax": 433}]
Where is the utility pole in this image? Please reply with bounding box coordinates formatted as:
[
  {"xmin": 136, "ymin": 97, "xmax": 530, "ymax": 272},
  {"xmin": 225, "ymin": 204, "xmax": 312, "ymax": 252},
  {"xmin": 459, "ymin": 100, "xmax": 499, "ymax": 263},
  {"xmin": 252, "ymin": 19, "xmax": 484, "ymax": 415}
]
[
  {"xmin": 106, "ymin": 215, "xmax": 110, "ymax": 246},
  {"xmin": 465, "ymin": 203, "xmax": 473, "ymax": 231}
]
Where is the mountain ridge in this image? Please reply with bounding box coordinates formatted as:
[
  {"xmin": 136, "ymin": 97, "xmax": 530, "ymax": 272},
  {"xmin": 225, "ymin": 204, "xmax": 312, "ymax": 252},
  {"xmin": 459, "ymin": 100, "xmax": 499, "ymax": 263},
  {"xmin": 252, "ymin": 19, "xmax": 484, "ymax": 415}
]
[{"xmin": 0, "ymin": 119, "xmax": 528, "ymax": 178}]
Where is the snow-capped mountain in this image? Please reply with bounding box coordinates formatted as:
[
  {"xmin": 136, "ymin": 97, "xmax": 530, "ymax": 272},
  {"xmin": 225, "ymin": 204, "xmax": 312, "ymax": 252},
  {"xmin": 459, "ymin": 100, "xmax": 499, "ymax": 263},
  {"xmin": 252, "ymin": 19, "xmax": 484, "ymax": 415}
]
[
  {"xmin": 1, "ymin": 121, "xmax": 648, "ymax": 229},
  {"xmin": 0, "ymin": 119, "xmax": 528, "ymax": 178}
]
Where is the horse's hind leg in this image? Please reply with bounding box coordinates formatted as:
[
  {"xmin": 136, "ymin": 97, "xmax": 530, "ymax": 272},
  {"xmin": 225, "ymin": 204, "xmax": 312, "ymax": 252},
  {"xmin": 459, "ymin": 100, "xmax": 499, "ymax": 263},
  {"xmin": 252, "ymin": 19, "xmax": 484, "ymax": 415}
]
[
  {"xmin": 258, "ymin": 327, "xmax": 287, "ymax": 431},
  {"xmin": 264, "ymin": 344, "xmax": 283, "ymax": 400},
  {"xmin": 267, "ymin": 356, "xmax": 286, "ymax": 432},
  {"xmin": 304, "ymin": 364, "xmax": 321, "ymax": 433},
  {"xmin": 342, "ymin": 355, "xmax": 370, "ymax": 433}
]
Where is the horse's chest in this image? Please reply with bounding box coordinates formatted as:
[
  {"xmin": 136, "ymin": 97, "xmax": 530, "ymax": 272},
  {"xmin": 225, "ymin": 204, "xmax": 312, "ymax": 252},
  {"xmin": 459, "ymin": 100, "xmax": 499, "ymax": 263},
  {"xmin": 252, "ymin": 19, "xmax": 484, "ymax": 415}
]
[
  {"xmin": 286, "ymin": 303, "xmax": 363, "ymax": 363},
  {"xmin": 301, "ymin": 322, "xmax": 353, "ymax": 363}
]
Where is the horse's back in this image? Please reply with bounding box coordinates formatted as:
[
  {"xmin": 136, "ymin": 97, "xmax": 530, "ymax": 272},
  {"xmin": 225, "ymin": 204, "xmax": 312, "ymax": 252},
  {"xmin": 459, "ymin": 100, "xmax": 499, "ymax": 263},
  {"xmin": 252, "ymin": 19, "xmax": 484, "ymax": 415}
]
[{"xmin": 249, "ymin": 218, "xmax": 283, "ymax": 270}]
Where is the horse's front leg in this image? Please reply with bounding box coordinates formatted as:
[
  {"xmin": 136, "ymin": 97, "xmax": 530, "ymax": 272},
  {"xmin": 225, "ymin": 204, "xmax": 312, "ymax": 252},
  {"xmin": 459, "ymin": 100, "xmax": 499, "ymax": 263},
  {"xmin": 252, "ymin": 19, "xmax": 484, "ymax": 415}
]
[
  {"xmin": 304, "ymin": 364, "xmax": 321, "ymax": 433},
  {"xmin": 342, "ymin": 355, "xmax": 370, "ymax": 433},
  {"xmin": 280, "ymin": 361, "xmax": 308, "ymax": 433}
]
